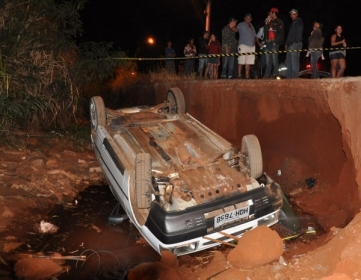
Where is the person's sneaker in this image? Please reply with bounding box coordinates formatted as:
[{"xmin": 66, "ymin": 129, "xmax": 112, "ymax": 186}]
[
  {"xmin": 221, "ymin": 75, "xmax": 226, "ymax": 79},
  {"xmin": 228, "ymin": 76, "xmax": 233, "ymax": 79}
]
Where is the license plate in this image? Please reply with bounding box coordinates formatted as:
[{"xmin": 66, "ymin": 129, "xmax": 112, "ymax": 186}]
[{"xmin": 214, "ymin": 206, "xmax": 250, "ymax": 228}]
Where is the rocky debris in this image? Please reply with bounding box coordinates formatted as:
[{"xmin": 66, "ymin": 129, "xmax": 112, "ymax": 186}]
[
  {"xmin": 181, "ymin": 251, "xmax": 231, "ymax": 279},
  {"xmin": 0, "ymin": 138, "xmax": 106, "ymax": 280},
  {"xmin": 0, "ymin": 139, "xmax": 105, "ymax": 238},
  {"xmin": 160, "ymin": 250, "xmax": 178, "ymax": 268},
  {"xmin": 128, "ymin": 251, "xmax": 182, "ymax": 280},
  {"xmin": 37, "ymin": 220, "xmax": 59, "ymax": 234},
  {"xmin": 14, "ymin": 257, "xmax": 66, "ymax": 280},
  {"xmin": 2, "ymin": 242, "xmax": 23, "ymax": 253},
  {"xmin": 226, "ymin": 225, "xmax": 283, "ymax": 269},
  {"xmin": 144, "ymin": 212, "xmax": 361, "ymax": 279}
]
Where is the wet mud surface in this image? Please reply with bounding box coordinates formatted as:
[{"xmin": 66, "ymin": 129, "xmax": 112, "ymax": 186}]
[
  {"xmin": 14, "ymin": 185, "xmax": 159, "ymax": 279},
  {"xmin": 0, "ymin": 178, "xmax": 328, "ymax": 279},
  {"xmin": 10, "ymin": 186, "xmax": 329, "ymax": 279}
]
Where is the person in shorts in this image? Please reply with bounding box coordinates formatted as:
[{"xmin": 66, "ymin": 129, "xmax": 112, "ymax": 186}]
[
  {"xmin": 329, "ymin": 25, "xmax": 346, "ymax": 78},
  {"xmin": 197, "ymin": 31, "xmax": 210, "ymax": 78},
  {"xmin": 205, "ymin": 33, "xmax": 222, "ymax": 79},
  {"xmin": 236, "ymin": 13, "xmax": 256, "ymax": 79}
]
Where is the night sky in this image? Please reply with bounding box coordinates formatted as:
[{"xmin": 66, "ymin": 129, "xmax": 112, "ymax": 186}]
[{"xmin": 80, "ymin": 0, "xmax": 361, "ymax": 75}]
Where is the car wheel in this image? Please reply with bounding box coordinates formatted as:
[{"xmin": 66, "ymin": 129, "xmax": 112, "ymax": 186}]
[
  {"xmin": 279, "ymin": 192, "xmax": 302, "ymax": 233},
  {"xmin": 90, "ymin": 96, "xmax": 106, "ymax": 130},
  {"xmin": 167, "ymin": 87, "xmax": 186, "ymax": 114},
  {"xmin": 241, "ymin": 134, "xmax": 263, "ymax": 179},
  {"xmin": 135, "ymin": 153, "xmax": 152, "ymax": 209}
]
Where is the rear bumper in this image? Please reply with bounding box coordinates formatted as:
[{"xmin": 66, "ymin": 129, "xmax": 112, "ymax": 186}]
[
  {"xmin": 153, "ymin": 209, "xmax": 280, "ymax": 255},
  {"xmin": 145, "ymin": 185, "xmax": 282, "ymax": 244}
]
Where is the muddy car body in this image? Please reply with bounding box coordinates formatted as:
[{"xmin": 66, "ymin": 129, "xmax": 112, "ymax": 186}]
[{"xmin": 90, "ymin": 88, "xmax": 288, "ymax": 255}]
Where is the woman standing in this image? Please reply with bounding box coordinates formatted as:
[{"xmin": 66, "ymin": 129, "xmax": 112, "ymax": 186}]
[
  {"xmin": 204, "ymin": 33, "xmax": 222, "ymax": 79},
  {"xmin": 308, "ymin": 21, "xmax": 325, "ymax": 78},
  {"xmin": 329, "ymin": 25, "xmax": 346, "ymax": 78}
]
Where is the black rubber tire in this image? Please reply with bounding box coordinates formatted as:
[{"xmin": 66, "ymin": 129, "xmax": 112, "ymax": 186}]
[
  {"xmin": 279, "ymin": 192, "xmax": 302, "ymax": 233},
  {"xmin": 241, "ymin": 134, "xmax": 263, "ymax": 179},
  {"xmin": 90, "ymin": 96, "xmax": 106, "ymax": 130},
  {"xmin": 167, "ymin": 87, "xmax": 186, "ymax": 114},
  {"xmin": 135, "ymin": 153, "xmax": 152, "ymax": 209}
]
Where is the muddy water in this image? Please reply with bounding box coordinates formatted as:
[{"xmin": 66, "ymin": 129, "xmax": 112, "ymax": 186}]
[
  {"xmin": 8, "ymin": 185, "xmax": 327, "ymax": 279},
  {"xmin": 19, "ymin": 185, "xmax": 159, "ymax": 279}
]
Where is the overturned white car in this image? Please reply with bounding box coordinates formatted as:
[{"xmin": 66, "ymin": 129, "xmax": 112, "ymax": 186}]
[{"xmin": 90, "ymin": 88, "xmax": 295, "ymax": 255}]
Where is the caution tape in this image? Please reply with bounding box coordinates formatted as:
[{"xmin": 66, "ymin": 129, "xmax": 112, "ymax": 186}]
[{"xmin": 115, "ymin": 46, "xmax": 361, "ymax": 61}]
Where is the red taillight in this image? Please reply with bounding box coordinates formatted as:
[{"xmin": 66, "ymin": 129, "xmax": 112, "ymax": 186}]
[{"xmin": 307, "ymin": 63, "xmax": 321, "ymax": 70}]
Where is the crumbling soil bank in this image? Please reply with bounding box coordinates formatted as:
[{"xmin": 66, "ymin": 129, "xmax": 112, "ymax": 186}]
[
  {"xmin": 153, "ymin": 78, "xmax": 361, "ymax": 231},
  {"xmin": 1, "ymin": 77, "xmax": 361, "ymax": 279},
  {"xmin": 125, "ymin": 77, "xmax": 361, "ymax": 279}
]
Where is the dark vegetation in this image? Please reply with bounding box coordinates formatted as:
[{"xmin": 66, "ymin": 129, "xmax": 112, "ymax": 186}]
[{"xmin": 0, "ymin": 0, "xmax": 137, "ymax": 134}]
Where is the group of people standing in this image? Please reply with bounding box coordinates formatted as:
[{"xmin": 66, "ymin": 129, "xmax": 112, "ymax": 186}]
[
  {"xmin": 164, "ymin": 7, "xmax": 347, "ymax": 79},
  {"xmin": 165, "ymin": 31, "xmax": 223, "ymax": 78}
]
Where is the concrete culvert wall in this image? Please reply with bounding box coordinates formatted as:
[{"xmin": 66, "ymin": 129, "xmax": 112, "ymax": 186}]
[{"xmin": 150, "ymin": 77, "xmax": 361, "ymax": 231}]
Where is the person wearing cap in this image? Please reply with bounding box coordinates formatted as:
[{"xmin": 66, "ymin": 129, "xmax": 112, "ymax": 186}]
[
  {"xmin": 236, "ymin": 13, "xmax": 257, "ymax": 79},
  {"xmin": 285, "ymin": 9, "xmax": 304, "ymax": 78},
  {"xmin": 221, "ymin": 17, "xmax": 238, "ymax": 79},
  {"xmin": 263, "ymin": 7, "xmax": 284, "ymax": 79}
]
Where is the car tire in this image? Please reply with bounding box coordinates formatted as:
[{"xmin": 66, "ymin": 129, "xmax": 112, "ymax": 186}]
[
  {"xmin": 241, "ymin": 134, "xmax": 263, "ymax": 179},
  {"xmin": 135, "ymin": 153, "xmax": 152, "ymax": 209},
  {"xmin": 90, "ymin": 96, "xmax": 107, "ymax": 130},
  {"xmin": 279, "ymin": 192, "xmax": 302, "ymax": 233},
  {"xmin": 167, "ymin": 87, "xmax": 186, "ymax": 114}
]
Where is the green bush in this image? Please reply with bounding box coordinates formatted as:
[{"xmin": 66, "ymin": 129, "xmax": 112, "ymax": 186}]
[{"xmin": 0, "ymin": 0, "xmax": 129, "ymax": 131}]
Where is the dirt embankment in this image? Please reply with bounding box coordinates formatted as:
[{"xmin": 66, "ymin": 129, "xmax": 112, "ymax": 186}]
[
  {"xmin": 153, "ymin": 78, "xmax": 361, "ymax": 230},
  {"xmin": 0, "ymin": 136, "xmax": 108, "ymax": 279},
  {"xmin": 127, "ymin": 77, "xmax": 361, "ymax": 279},
  {"xmin": 1, "ymin": 77, "xmax": 361, "ymax": 279},
  {"xmin": 0, "ymin": 137, "xmax": 104, "ymax": 238}
]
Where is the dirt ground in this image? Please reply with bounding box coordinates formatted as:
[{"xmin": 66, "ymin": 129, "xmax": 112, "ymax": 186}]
[
  {"xmin": 0, "ymin": 127, "xmax": 360, "ymax": 279},
  {"xmin": 0, "ymin": 133, "xmax": 105, "ymax": 279}
]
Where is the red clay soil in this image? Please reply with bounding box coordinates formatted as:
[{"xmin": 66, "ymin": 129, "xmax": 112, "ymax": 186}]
[
  {"xmin": 128, "ymin": 213, "xmax": 361, "ymax": 280},
  {"xmin": 153, "ymin": 79, "xmax": 361, "ymax": 231},
  {"xmin": 126, "ymin": 78, "xmax": 361, "ymax": 279},
  {"xmin": 2, "ymin": 78, "xmax": 361, "ymax": 279}
]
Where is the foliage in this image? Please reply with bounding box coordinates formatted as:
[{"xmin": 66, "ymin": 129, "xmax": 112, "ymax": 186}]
[{"xmin": 0, "ymin": 0, "xmax": 128, "ymax": 131}]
